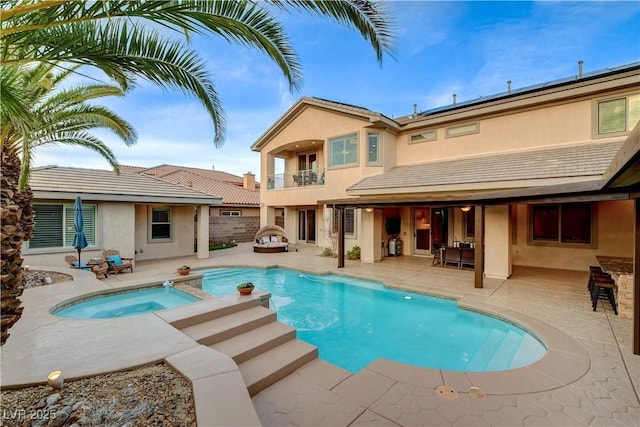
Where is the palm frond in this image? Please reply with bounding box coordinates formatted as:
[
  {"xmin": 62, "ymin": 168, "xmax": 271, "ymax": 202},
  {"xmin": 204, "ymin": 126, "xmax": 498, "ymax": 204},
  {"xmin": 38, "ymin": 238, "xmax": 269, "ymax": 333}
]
[{"xmin": 268, "ymin": 0, "xmax": 397, "ymax": 63}]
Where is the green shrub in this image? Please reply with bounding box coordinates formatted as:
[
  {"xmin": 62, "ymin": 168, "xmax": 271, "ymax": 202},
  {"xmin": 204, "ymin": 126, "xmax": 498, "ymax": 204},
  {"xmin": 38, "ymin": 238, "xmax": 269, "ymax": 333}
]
[
  {"xmin": 322, "ymin": 247, "xmax": 333, "ymax": 257},
  {"xmin": 346, "ymin": 245, "xmax": 361, "ymax": 260}
]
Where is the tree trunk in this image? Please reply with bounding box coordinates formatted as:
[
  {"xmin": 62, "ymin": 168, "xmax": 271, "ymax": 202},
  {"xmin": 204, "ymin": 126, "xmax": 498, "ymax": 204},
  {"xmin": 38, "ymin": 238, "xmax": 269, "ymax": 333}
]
[{"xmin": 1, "ymin": 143, "xmax": 34, "ymax": 346}]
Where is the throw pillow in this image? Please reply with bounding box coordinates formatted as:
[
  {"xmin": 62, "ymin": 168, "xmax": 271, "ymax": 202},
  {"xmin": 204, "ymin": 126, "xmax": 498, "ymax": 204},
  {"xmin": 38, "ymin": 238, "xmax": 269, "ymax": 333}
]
[{"xmin": 107, "ymin": 254, "xmax": 123, "ymax": 265}]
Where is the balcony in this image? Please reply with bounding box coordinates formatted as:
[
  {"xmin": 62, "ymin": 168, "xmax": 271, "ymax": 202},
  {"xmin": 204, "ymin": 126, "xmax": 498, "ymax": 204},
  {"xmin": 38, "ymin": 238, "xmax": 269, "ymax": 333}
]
[{"xmin": 267, "ymin": 169, "xmax": 325, "ymax": 189}]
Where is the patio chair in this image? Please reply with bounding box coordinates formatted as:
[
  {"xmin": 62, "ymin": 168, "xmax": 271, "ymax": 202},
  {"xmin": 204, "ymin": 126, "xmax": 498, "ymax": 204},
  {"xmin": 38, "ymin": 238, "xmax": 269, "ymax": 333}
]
[
  {"xmin": 90, "ymin": 261, "xmax": 109, "ymax": 279},
  {"xmin": 65, "ymin": 255, "xmax": 108, "ymax": 279},
  {"xmin": 432, "ymin": 242, "xmax": 442, "ymax": 265},
  {"xmin": 64, "ymin": 254, "xmax": 90, "ymax": 270},
  {"xmin": 102, "ymin": 249, "xmax": 134, "ymax": 274},
  {"xmin": 460, "ymin": 248, "xmax": 475, "ymax": 269},
  {"xmin": 443, "ymin": 247, "xmax": 461, "ymax": 269}
]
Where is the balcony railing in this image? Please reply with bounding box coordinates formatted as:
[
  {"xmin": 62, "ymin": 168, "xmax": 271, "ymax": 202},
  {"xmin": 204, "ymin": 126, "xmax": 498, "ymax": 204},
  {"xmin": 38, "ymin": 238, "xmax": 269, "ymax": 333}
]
[{"xmin": 267, "ymin": 169, "xmax": 325, "ymax": 189}]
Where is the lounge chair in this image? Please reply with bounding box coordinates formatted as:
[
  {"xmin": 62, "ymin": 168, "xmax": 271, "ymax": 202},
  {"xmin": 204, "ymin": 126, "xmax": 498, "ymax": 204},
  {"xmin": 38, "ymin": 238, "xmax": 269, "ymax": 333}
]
[
  {"xmin": 64, "ymin": 254, "xmax": 108, "ymax": 279},
  {"xmin": 102, "ymin": 249, "xmax": 134, "ymax": 274},
  {"xmin": 65, "ymin": 254, "xmax": 89, "ymax": 269},
  {"xmin": 253, "ymin": 225, "xmax": 289, "ymax": 253},
  {"xmin": 90, "ymin": 261, "xmax": 109, "ymax": 279}
]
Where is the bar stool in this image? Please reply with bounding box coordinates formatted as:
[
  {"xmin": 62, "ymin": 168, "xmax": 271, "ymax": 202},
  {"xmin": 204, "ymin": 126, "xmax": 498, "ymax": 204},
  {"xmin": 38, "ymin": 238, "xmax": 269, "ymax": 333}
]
[
  {"xmin": 588, "ymin": 266, "xmax": 611, "ymax": 292},
  {"xmin": 589, "ymin": 270, "xmax": 618, "ymax": 315}
]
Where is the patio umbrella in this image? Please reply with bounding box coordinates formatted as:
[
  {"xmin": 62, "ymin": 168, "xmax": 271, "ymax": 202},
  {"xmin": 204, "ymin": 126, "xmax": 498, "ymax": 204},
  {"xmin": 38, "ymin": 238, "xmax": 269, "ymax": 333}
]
[{"xmin": 72, "ymin": 196, "xmax": 88, "ymax": 267}]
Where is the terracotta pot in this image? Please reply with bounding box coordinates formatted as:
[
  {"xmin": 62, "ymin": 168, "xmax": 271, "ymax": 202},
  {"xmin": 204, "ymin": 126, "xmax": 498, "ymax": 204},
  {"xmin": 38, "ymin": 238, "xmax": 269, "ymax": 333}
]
[
  {"xmin": 238, "ymin": 287, "xmax": 254, "ymax": 295},
  {"xmin": 177, "ymin": 269, "xmax": 190, "ymax": 276}
]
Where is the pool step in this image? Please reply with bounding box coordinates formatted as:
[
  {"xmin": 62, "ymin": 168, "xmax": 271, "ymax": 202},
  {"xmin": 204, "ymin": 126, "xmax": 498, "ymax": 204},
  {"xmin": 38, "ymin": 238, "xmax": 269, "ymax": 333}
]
[
  {"xmin": 180, "ymin": 305, "xmax": 277, "ymax": 346},
  {"xmin": 168, "ymin": 297, "xmax": 319, "ymax": 397},
  {"xmin": 159, "ymin": 293, "xmax": 263, "ymax": 330},
  {"xmin": 239, "ymin": 339, "xmax": 318, "ymax": 396},
  {"xmin": 210, "ymin": 321, "xmax": 297, "ymax": 364}
]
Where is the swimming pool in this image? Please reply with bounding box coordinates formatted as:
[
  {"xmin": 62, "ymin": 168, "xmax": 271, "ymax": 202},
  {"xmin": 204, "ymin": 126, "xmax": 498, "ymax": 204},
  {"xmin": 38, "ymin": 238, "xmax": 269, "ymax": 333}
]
[
  {"xmin": 203, "ymin": 267, "xmax": 547, "ymax": 373},
  {"xmin": 53, "ymin": 286, "xmax": 200, "ymax": 319}
]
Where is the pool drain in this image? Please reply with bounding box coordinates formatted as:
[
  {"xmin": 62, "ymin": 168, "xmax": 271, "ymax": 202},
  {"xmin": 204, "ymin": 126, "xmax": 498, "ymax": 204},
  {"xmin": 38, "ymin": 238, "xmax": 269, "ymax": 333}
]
[
  {"xmin": 469, "ymin": 386, "xmax": 486, "ymax": 399},
  {"xmin": 435, "ymin": 385, "xmax": 458, "ymax": 399}
]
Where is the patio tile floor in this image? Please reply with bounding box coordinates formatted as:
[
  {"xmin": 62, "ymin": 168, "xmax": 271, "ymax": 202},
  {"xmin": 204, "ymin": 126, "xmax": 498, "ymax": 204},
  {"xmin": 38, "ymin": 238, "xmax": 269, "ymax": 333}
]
[{"xmin": 3, "ymin": 242, "xmax": 639, "ymax": 426}]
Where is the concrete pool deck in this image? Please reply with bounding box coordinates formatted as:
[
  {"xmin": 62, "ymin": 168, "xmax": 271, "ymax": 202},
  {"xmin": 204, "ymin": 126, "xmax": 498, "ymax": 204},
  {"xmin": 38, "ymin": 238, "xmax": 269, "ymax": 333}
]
[{"xmin": 2, "ymin": 242, "xmax": 639, "ymax": 426}]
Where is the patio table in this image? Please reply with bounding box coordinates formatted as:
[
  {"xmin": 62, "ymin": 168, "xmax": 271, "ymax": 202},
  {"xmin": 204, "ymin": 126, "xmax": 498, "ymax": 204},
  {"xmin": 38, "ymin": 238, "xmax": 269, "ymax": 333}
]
[{"xmin": 596, "ymin": 255, "xmax": 634, "ymax": 319}]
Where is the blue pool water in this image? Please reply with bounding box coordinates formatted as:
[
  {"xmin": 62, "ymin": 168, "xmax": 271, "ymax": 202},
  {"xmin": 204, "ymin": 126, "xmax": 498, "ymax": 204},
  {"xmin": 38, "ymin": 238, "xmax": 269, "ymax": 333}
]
[
  {"xmin": 203, "ymin": 267, "xmax": 546, "ymax": 373},
  {"xmin": 54, "ymin": 287, "xmax": 200, "ymax": 319}
]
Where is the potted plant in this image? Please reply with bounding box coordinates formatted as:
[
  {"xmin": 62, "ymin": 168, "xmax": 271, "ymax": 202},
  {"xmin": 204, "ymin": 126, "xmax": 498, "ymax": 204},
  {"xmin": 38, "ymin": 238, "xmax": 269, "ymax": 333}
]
[
  {"xmin": 177, "ymin": 265, "xmax": 191, "ymax": 275},
  {"xmin": 236, "ymin": 282, "xmax": 255, "ymax": 295}
]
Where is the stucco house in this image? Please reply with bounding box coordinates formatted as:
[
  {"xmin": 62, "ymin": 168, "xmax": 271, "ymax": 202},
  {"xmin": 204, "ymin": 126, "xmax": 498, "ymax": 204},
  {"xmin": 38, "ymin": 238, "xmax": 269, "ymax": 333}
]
[
  {"xmin": 22, "ymin": 166, "xmax": 220, "ymax": 268},
  {"xmin": 251, "ymin": 62, "xmax": 639, "ymax": 276},
  {"xmin": 121, "ymin": 164, "xmax": 261, "ymax": 243}
]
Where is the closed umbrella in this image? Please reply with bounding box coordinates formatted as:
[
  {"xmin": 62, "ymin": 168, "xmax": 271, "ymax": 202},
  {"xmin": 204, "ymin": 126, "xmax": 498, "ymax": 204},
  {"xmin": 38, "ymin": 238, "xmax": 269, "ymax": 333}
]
[{"xmin": 73, "ymin": 196, "xmax": 88, "ymax": 267}]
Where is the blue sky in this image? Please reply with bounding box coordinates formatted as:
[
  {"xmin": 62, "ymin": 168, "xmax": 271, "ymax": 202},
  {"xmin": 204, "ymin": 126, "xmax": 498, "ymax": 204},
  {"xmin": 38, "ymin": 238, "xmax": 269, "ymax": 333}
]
[{"xmin": 33, "ymin": 1, "xmax": 640, "ymax": 178}]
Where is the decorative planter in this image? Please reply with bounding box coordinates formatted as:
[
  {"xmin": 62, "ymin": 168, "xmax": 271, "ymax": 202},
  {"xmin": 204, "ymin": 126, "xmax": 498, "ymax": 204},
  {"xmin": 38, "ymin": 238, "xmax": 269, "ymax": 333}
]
[
  {"xmin": 177, "ymin": 269, "xmax": 191, "ymax": 276},
  {"xmin": 238, "ymin": 287, "xmax": 254, "ymax": 295}
]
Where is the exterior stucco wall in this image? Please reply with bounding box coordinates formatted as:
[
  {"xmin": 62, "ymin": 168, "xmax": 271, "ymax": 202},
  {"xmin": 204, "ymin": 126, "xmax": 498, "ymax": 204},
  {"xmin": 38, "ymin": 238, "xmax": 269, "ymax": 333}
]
[
  {"xmin": 512, "ymin": 200, "xmax": 634, "ymax": 271},
  {"xmin": 134, "ymin": 205, "xmax": 196, "ymax": 261},
  {"xmin": 22, "ymin": 201, "xmax": 134, "ymax": 268},
  {"xmin": 395, "ymin": 97, "xmax": 612, "ymax": 166},
  {"xmin": 101, "ymin": 203, "xmax": 136, "ymax": 259}
]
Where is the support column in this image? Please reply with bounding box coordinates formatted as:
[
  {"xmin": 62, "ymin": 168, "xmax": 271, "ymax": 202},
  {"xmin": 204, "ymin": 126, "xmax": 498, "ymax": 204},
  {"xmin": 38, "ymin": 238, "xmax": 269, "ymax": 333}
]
[
  {"xmin": 474, "ymin": 205, "xmax": 484, "ymax": 289},
  {"xmin": 196, "ymin": 205, "xmax": 210, "ymax": 259},
  {"xmin": 360, "ymin": 208, "xmax": 381, "ymax": 263},
  {"xmin": 484, "ymin": 205, "xmax": 512, "ymax": 280},
  {"xmin": 634, "ymin": 197, "xmax": 639, "ymax": 355},
  {"xmin": 338, "ymin": 207, "xmax": 345, "ymax": 268}
]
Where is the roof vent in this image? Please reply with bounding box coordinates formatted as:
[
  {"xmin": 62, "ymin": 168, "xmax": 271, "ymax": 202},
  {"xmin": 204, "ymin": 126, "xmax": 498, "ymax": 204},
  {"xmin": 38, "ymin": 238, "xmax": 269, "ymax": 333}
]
[
  {"xmin": 452, "ymin": 94, "xmax": 457, "ymax": 105},
  {"xmin": 507, "ymin": 80, "xmax": 512, "ymax": 94},
  {"xmin": 412, "ymin": 103, "xmax": 418, "ymax": 118},
  {"xmin": 211, "ymin": 164, "xmax": 215, "ymax": 170},
  {"xmin": 578, "ymin": 60, "xmax": 584, "ymax": 78}
]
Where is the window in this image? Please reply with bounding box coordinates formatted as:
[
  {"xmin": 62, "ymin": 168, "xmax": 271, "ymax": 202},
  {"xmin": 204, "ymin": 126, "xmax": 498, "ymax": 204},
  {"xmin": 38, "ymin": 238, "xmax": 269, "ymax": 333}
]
[
  {"xmin": 30, "ymin": 203, "xmax": 96, "ymax": 249},
  {"xmin": 529, "ymin": 203, "xmax": 593, "ymax": 246},
  {"xmin": 150, "ymin": 207, "xmax": 172, "ymax": 241},
  {"xmin": 367, "ymin": 133, "xmax": 381, "ymax": 165},
  {"xmin": 445, "ymin": 122, "xmax": 479, "ymax": 138},
  {"xmin": 596, "ymin": 94, "xmax": 640, "ymax": 136},
  {"xmin": 332, "ymin": 208, "xmax": 355, "ymax": 237},
  {"xmin": 329, "ymin": 133, "xmax": 358, "ymax": 168},
  {"xmin": 409, "ymin": 129, "xmax": 437, "ymax": 144},
  {"xmin": 220, "ymin": 210, "xmax": 241, "ymax": 216}
]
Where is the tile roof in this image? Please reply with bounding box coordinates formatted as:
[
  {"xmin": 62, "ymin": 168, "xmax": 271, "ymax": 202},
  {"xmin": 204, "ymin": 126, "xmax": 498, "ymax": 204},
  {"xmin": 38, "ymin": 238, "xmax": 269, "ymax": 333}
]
[
  {"xmin": 348, "ymin": 141, "xmax": 625, "ymax": 192},
  {"xmin": 123, "ymin": 164, "xmax": 249, "ymax": 186},
  {"xmin": 30, "ymin": 166, "xmax": 220, "ymax": 204},
  {"xmin": 121, "ymin": 164, "xmax": 259, "ymax": 206},
  {"xmin": 154, "ymin": 169, "xmax": 260, "ymax": 205}
]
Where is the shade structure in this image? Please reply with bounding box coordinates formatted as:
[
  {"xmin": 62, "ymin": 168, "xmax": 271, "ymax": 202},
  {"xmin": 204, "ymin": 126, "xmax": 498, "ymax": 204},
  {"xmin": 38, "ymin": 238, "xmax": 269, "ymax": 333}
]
[{"xmin": 72, "ymin": 196, "xmax": 88, "ymax": 266}]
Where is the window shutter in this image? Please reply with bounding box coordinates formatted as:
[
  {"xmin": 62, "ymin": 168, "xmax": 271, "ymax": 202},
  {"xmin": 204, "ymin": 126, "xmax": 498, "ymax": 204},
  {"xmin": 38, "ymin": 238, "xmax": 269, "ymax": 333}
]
[
  {"xmin": 30, "ymin": 205, "xmax": 63, "ymax": 248},
  {"xmin": 627, "ymin": 94, "xmax": 640, "ymax": 131},
  {"xmin": 64, "ymin": 205, "xmax": 96, "ymax": 247},
  {"xmin": 598, "ymin": 98, "xmax": 626, "ymax": 134}
]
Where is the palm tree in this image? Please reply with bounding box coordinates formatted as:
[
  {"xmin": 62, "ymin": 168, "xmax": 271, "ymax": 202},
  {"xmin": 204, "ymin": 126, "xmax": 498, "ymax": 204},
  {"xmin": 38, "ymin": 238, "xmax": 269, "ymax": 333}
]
[
  {"xmin": 3, "ymin": 62, "xmax": 138, "ymax": 191},
  {"xmin": 0, "ymin": 0, "xmax": 395, "ymax": 344}
]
